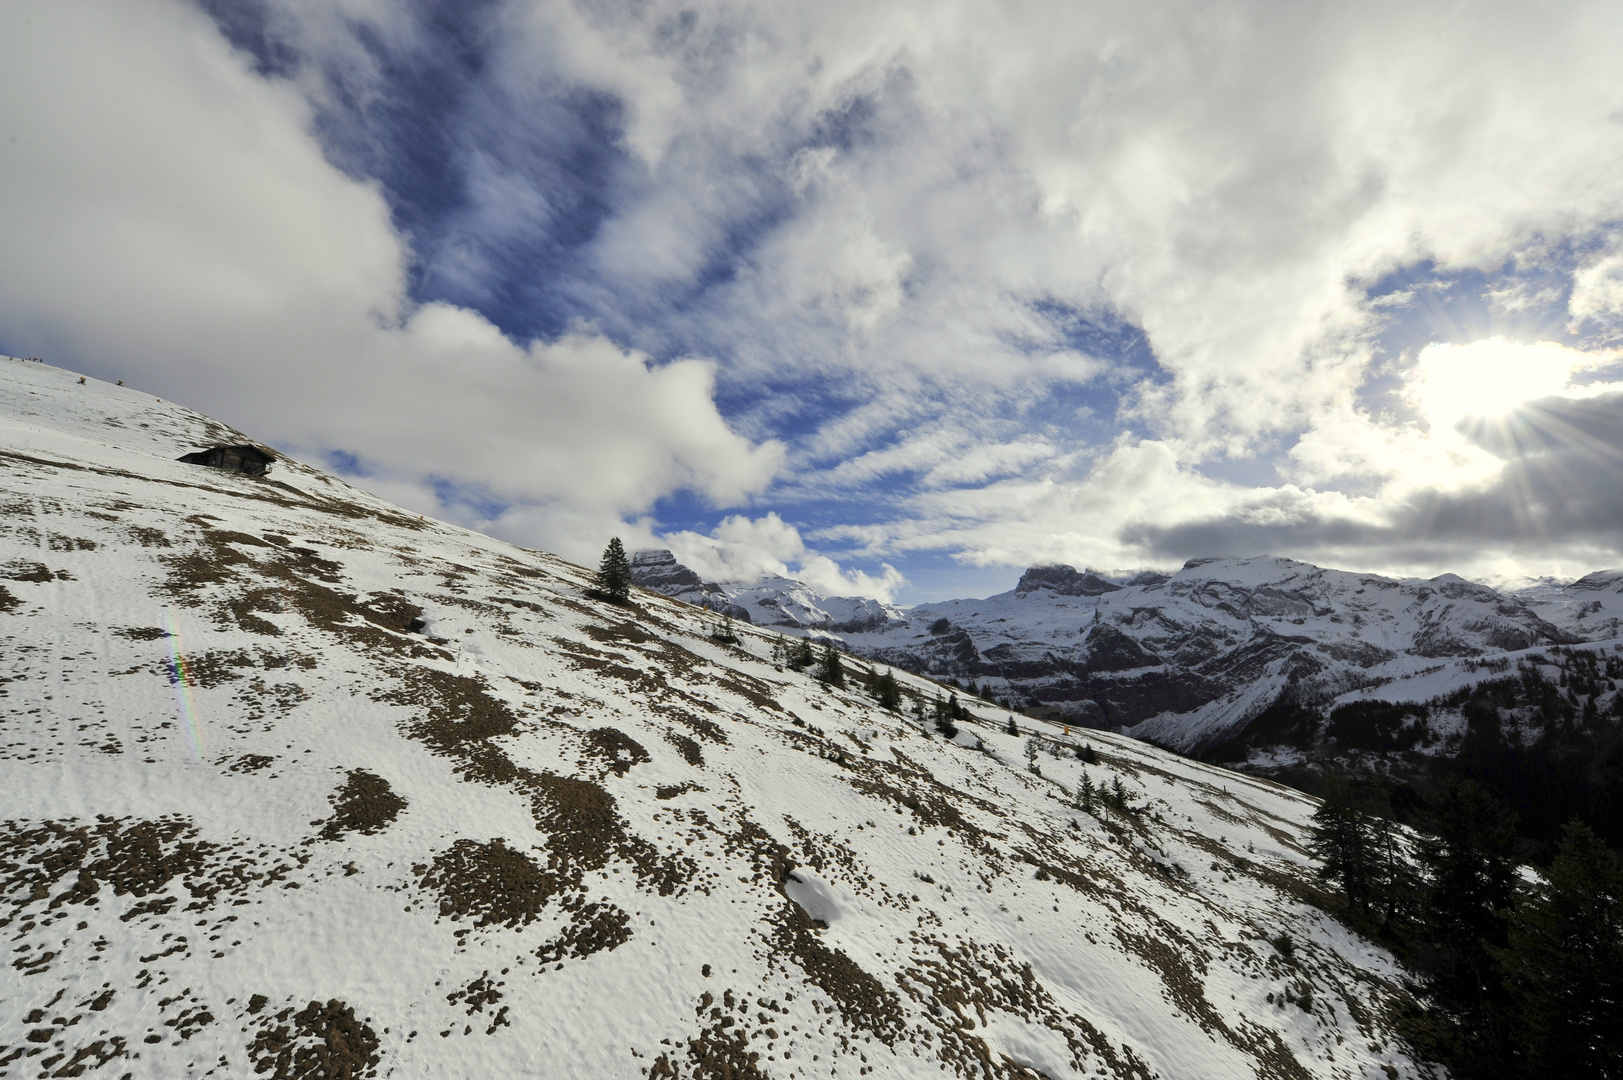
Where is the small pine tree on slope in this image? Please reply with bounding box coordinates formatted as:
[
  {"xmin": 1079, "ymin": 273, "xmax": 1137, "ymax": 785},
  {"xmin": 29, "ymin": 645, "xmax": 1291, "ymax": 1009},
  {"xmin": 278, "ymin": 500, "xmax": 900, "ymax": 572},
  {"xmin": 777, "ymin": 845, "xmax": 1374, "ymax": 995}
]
[
  {"xmin": 817, "ymin": 640, "xmax": 845, "ymax": 688},
  {"xmin": 874, "ymin": 670, "xmax": 901, "ymax": 712},
  {"xmin": 595, "ymin": 537, "xmax": 632, "ymax": 605},
  {"xmin": 1414, "ymin": 780, "xmax": 1519, "ymax": 1059},
  {"xmin": 1309, "ymin": 792, "xmax": 1376, "ymax": 916}
]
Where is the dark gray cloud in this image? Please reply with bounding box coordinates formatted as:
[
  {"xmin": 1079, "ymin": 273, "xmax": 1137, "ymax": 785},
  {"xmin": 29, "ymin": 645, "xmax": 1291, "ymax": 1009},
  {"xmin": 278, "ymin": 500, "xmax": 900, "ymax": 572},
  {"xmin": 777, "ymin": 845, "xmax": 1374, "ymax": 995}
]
[{"xmin": 1125, "ymin": 393, "xmax": 1623, "ymax": 574}]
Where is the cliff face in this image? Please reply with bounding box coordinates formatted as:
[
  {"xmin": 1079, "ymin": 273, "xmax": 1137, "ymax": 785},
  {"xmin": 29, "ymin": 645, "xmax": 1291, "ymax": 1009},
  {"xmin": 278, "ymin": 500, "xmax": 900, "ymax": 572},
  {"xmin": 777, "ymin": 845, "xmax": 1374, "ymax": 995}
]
[
  {"xmin": 0, "ymin": 358, "xmax": 1436, "ymax": 1080},
  {"xmin": 629, "ymin": 548, "xmax": 727, "ymax": 607}
]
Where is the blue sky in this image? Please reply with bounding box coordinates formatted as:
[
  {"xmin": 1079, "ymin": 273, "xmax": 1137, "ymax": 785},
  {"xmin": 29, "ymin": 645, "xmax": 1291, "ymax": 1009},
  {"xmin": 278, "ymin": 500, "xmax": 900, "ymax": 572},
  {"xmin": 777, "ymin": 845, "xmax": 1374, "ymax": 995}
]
[{"xmin": 5, "ymin": 0, "xmax": 1623, "ymax": 602}]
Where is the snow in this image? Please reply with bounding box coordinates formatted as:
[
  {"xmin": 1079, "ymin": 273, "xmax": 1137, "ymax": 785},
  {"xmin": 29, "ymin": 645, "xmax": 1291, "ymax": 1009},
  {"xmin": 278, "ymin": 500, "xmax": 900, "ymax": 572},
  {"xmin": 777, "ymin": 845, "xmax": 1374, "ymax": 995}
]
[
  {"xmin": 0, "ymin": 357, "xmax": 1434, "ymax": 1079},
  {"xmin": 782, "ymin": 870, "xmax": 842, "ymax": 925}
]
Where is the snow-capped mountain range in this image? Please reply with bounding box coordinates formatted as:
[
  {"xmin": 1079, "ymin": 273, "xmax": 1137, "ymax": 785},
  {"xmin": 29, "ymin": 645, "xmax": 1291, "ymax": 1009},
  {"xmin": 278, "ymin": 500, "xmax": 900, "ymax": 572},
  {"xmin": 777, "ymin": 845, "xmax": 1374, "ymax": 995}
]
[
  {"xmin": 632, "ymin": 550, "xmax": 1623, "ymax": 753},
  {"xmin": 0, "ymin": 356, "xmax": 1439, "ymax": 1078}
]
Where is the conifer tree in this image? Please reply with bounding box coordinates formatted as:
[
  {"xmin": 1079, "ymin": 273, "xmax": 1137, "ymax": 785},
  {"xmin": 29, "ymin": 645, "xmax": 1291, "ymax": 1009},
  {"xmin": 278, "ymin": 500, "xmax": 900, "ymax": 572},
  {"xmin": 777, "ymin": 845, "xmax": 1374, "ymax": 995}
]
[
  {"xmin": 710, "ymin": 612, "xmax": 739, "ymax": 643},
  {"xmin": 1415, "ymin": 781, "xmax": 1519, "ymax": 1032},
  {"xmin": 933, "ymin": 693, "xmax": 958, "ymax": 739},
  {"xmin": 817, "ymin": 640, "xmax": 845, "ymax": 688},
  {"xmin": 1309, "ymin": 793, "xmax": 1376, "ymax": 914},
  {"xmin": 875, "ymin": 669, "xmax": 901, "ymax": 712},
  {"xmin": 786, "ymin": 638, "xmax": 814, "ymax": 671},
  {"xmin": 595, "ymin": 537, "xmax": 632, "ymax": 604},
  {"xmin": 1078, "ymin": 771, "xmax": 1095, "ymax": 813},
  {"xmin": 1006, "ymin": 716, "xmax": 1019, "ymax": 737},
  {"xmin": 1371, "ymin": 813, "xmax": 1420, "ymax": 931}
]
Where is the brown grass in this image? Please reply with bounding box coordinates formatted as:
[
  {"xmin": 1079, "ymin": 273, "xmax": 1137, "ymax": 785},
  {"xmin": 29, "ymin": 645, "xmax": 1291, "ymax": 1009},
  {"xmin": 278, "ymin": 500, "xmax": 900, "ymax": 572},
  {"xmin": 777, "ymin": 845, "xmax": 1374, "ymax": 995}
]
[{"xmin": 317, "ymin": 770, "xmax": 407, "ymax": 841}]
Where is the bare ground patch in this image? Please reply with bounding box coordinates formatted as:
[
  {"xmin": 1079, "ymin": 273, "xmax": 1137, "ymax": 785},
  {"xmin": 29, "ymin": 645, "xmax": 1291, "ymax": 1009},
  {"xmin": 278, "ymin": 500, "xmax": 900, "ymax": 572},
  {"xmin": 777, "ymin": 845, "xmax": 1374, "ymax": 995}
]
[
  {"xmin": 245, "ymin": 997, "xmax": 382, "ymax": 1079},
  {"xmin": 317, "ymin": 770, "xmax": 407, "ymax": 842},
  {"xmin": 0, "ymin": 816, "xmax": 312, "ymax": 939},
  {"xmin": 413, "ymin": 838, "xmax": 558, "ymax": 928}
]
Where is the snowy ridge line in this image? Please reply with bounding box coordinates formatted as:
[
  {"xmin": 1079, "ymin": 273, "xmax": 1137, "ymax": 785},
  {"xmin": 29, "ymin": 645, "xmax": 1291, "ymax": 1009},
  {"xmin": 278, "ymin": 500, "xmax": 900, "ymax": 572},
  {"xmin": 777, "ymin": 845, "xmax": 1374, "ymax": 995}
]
[
  {"xmin": 634, "ymin": 543, "xmax": 1621, "ymax": 755},
  {"xmin": 0, "ymin": 358, "xmax": 1432, "ymax": 1080}
]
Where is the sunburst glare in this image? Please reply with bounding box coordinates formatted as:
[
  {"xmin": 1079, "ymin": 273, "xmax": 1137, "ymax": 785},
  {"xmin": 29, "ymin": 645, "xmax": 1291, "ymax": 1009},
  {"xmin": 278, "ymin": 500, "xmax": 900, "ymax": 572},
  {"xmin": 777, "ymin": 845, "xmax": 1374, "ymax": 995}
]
[{"xmin": 1407, "ymin": 338, "xmax": 1609, "ymax": 431}]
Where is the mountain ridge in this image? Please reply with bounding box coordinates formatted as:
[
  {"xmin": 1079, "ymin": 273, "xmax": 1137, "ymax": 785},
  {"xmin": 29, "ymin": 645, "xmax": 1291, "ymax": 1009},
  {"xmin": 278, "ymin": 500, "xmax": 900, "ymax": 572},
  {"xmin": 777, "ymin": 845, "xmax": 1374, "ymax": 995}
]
[{"xmin": 631, "ymin": 549, "xmax": 1614, "ymax": 753}]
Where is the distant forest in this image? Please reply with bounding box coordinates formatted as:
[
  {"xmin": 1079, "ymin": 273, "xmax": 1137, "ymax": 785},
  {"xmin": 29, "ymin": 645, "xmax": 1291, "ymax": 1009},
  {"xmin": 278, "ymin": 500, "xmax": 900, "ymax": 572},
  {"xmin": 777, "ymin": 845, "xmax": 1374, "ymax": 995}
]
[
  {"xmin": 947, "ymin": 649, "xmax": 1623, "ymax": 1074},
  {"xmin": 1209, "ymin": 644, "xmax": 1623, "ymax": 866}
]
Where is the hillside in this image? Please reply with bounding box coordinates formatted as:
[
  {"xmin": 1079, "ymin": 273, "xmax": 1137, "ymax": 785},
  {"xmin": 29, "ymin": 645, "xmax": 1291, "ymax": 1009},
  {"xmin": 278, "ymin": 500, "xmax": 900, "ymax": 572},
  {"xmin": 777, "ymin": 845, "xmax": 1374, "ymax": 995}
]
[{"xmin": 0, "ymin": 358, "xmax": 1433, "ymax": 1080}]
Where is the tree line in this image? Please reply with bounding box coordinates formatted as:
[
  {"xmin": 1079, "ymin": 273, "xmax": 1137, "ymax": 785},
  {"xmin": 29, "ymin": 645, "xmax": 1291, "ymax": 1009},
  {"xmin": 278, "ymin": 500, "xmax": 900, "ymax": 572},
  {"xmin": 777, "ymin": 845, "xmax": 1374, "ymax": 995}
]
[{"xmin": 1310, "ymin": 781, "xmax": 1621, "ymax": 1078}]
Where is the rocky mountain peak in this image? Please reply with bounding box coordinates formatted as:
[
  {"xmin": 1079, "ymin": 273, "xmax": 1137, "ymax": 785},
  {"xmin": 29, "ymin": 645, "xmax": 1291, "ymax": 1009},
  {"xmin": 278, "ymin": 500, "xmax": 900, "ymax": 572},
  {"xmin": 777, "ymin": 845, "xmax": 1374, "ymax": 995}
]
[
  {"xmin": 1015, "ymin": 563, "xmax": 1123, "ymax": 596},
  {"xmin": 629, "ymin": 547, "xmax": 725, "ymax": 606}
]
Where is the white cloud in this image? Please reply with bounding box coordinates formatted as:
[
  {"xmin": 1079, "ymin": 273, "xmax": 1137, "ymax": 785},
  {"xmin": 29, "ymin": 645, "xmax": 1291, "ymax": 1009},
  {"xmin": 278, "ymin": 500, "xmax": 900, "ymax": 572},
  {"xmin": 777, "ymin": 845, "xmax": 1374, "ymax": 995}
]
[
  {"xmin": 468, "ymin": 0, "xmax": 1623, "ymax": 454},
  {"xmin": 0, "ymin": 0, "xmax": 780, "ymax": 565},
  {"xmin": 1286, "ymin": 339, "xmax": 1623, "ymax": 498},
  {"xmin": 795, "ymin": 556, "xmax": 907, "ymax": 603},
  {"xmin": 1405, "ymin": 339, "xmax": 1615, "ymax": 431},
  {"xmin": 662, "ymin": 512, "xmax": 804, "ymax": 583},
  {"xmin": 659, "ymin": 512, "xmax": 906, "ymax": 601},
  {"xmin": 1570, "ymin": 250, "xmax": 1623, "ymax": 325}
]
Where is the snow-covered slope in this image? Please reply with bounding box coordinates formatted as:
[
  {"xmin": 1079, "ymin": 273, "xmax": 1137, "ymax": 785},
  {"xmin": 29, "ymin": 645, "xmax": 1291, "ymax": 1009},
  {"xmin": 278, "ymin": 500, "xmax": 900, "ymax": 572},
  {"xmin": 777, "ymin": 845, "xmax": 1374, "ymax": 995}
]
[
  {"xmin": 1514, "ymin": 569, "xmax": 1623, "ymax": 639},
  {"xmin": 0, "ymin": 357, "xmax": 1432, "ymax": 1079}
]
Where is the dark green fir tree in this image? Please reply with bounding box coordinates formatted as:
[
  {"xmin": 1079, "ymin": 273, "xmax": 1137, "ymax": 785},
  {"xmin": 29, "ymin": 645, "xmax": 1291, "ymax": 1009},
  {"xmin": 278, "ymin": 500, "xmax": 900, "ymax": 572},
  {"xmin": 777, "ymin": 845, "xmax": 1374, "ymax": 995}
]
[
  {"xmin": 1414, "ymin": 781, "xmax": 1519, "ymax": 1068},
  {"xmin": 874, "ymin": 669, "xmax": 902, "ymax": 712},
  {"xmin": 595, "ymin": 537, "xmax": 632, "ymax": 605},
  {"xmin": 817, "ymin": 640, "xmax": 845, "ymax": 688},
  {"xmin": 1309, "ymin": 792, "xmax": 1376, "ymax": 915}
]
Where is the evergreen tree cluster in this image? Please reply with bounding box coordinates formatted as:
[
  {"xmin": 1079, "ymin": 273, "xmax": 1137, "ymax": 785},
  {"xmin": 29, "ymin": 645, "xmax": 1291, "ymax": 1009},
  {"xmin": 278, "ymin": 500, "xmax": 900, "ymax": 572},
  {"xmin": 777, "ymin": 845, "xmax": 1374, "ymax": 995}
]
[
  {"xmin": 1308, "ymin": 782, "xmax": 1622, "ymax": 1078},
  {"xmin": 708, "ymin": 611, "xmax": 739, "ymax": 644},
  {"xmin": 1075, "ymin": 770, "xmax": 1132, "ymax": 815},
  {"xmin": 932, "ymin": 691, "xmax": 969, "ymax": 740},
  {"xmin": 1220, "ymin": 644, "xmax": 1623, "ymax": 868},
  {"xmin": 862, "ymin": 666, "xmax": 902, "ymax": 712},
  {"xmin": 815, "ymin": 640, "xmax": 844, "ymax": 688},
  {"xmin": 942, "ymin": 676, "xmax": 1015, "ymax": 711},
  {"xmin": 781, "ymin": 637, "xmax": 815, "ymax": 672}
]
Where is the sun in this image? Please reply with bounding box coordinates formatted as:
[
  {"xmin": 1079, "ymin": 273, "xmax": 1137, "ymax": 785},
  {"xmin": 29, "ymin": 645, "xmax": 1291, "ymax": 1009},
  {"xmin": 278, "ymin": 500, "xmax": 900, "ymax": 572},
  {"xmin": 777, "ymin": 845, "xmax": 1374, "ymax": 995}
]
[{"xmin": 1407, "ymin": 338, "xmax": 1601, "ymax": 431}]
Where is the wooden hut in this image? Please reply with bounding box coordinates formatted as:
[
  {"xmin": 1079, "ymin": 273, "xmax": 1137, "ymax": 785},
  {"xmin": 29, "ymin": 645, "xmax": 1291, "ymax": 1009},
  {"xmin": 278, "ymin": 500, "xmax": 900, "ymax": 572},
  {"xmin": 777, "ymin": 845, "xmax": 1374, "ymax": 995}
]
[{"xmin": 176, "ymin": 445, "xmax": 275, "ymax": 477}]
